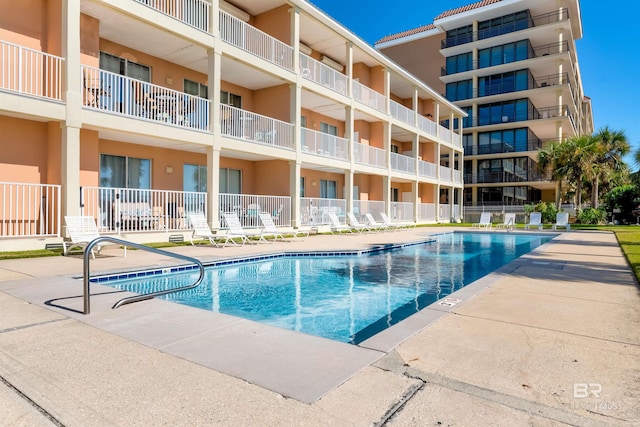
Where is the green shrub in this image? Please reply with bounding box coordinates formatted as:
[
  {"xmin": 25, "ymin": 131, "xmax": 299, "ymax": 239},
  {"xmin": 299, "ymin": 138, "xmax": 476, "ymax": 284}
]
[{"xmin": 576, "ymin": 207, "xmax": 606, "ymax": 225}]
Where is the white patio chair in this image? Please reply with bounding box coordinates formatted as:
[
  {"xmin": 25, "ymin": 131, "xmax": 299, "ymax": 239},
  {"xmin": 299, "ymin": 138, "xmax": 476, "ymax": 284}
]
[
  {"xmin": 552, "ymin": 212, "xmax": 571, "ymax": 231},
  {"xmin": 63, "ymin": 216, "xmax": 126, "ymax": 258},
  {"xmin": 328, "ymin": 212, "xmax": 353, "ymax": 234},
  {"xmin": 188, "ymin": 213, "xmax": 221, "ymax": 247},
  {"xmin": 347, "ymin": 213, "xmax": 373, "ymax": 233},
  {"xmin": 472, "ymin": 212, "xmax": 492, "ymax": 229},
  {"xmin": 380, "ymin": 212, "xmax": 414, "ymax": 229},
  {"xmin": 525, "ymin": 212, "xmax": 543, "ymax": 231},
  {"xmin": 259, "ymin": 212, "xmax": 308, "ymax": 242},
  {"xmin": 221, "ymin": 211, "xmax": 255, "ymax": 246},
  {"xmin": 364, "ymin": 213, "xmax": 389, "ymax": 232},
  {"xmin": 496, "ymin": 212, "xmax": 516, "ymax": 231}
]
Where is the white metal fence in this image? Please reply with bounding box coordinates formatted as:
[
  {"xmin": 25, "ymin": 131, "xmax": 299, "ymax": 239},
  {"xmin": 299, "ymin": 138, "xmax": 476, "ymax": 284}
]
[
  {"xmin": 221, "ymin": 104, "xmax": 294, "ymax": 150},
  {"xmin": 301, "ymin": 128, "xmax": 348, "ymax": 160},
  {"xmin": 300, "ymin": 197, "xmax": 346, "ymax": 226},
  {"xmin": 219, "ymin": 193, "xmax": 291, "ymax": 228},
  {"xmin": 417, "ymin": 115, "xmax": 438, "ymax": 139},
  {"xmin": 390, "ymin": 100, "xmax": 414, "ymax": 126},
  {"xmin": 440, "ymin": 166, "xmax": 452, "ymax": 182},
  {"xmin": 81, "ymin": 187, "xmax": 206, "ymax": 233},
  {"xmin": 419, "ymin": 160, "xmax": 437, "ymax": 179},
  {"xmin": 352, "ymin": 80, "xmax": 386, "ymax": 113},
  {"xmin": 299, "ymin": 53, "xmax": 348, "ymax": 95},
  {"xmin": 418, "ymin": 203, "xmax": 436, "ymax": 222},
  {"xmin": 353, "ymin": 200, "xmax": 386, "ymax": 219},
  {"xmin": 391, "ymin": 202, "xmax": 414, "ymax": 222},
  {"xmin": 134, "ymin": 0, "xmax": 210, "ymax": 32},
  {"xmin": 0, "ymin": 40, "xmax": 64, "ymax": 101},
  {"xmin": 391, "ymin": 152, "xmax": 416, "ymax": 174},
  {"xmin": 81, "ymin": 65, "xmax": 210, "ymax": 131},
  {"xmin": 219, "ymin": 10, "xmax": 293, "ymax": 71},
  {"xmin": 0, "ymin": 182, "xmax": 61, "ymax": 237},
  {"xmin": 353, "ymin": 142, "xmax": 386, "ymax": 168}
]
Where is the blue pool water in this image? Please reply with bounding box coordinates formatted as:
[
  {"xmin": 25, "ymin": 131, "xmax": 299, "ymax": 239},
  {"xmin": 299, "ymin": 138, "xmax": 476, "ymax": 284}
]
[{"xmin": 101, "ymin": 232, "xmax": 552, "ymax": 344}]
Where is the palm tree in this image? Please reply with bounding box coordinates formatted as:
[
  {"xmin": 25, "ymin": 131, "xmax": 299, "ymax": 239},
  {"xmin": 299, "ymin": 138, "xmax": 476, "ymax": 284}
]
[
  {"xmin": 590, "ymin": 127, "xmax": 630, "ymax": 208},
  {"xmin": 537, "ymin": 140, "xmax": 565, "ymax": 208},
  {"xmin": 562, "ymin": 135, "xmax": 597, "ymax": 208}
]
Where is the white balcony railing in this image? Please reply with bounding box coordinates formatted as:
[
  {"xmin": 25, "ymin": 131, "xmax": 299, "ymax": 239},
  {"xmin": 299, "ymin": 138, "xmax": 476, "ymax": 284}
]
[
  {"xmin": 417, "ymin": 115, "xmax": 438, "ymax": 139},
  {"xmin": 221, "ymin": 104, "xmax": 294, "ymax": 150},
  {"xmin": 352, "ymin": 80, "xmax": 386, "ymax": 113},
  {"xmin": 300, "ymin": 197, "xmax": 346, "ymax": 227},
  {"xmin": 0, "ymin": 182, "xmax": 61, "ymax": 237},
  {"xmin": 219, "ymin": 10, "xmax": 293, "ymax": 71},
  {"xmin": 452, "ymin": 132, "xmax": 462, "ymax": 147},
  {"xmin": 353, "ymin": 200, "xmax": 385, "ymax": 218},
  {"xmin": 391, "ymin": 202, "xmax": 414, "ymax": 223},
  {"xmin": 440, "ymin": 166, "xmax": 452, "ymax": 182},
  {"xmin": 0, "ymin": 40, "xmax": 64, "ymax": 101},
  {"xmin": 390, "ymin": 152, "xmax": 416, "ymax": 174},
  {"xmin": 219, "ymin": 193, "xmax": 291, "ymax": 228},
  {"xmin": 453, "ymin": 170, "xmax": 463, "ymax": 183},
  {"xmin": 439, "ymin": 125, "xmax": 452, "ymax": 143},
  {"xmin": 299, "ymin": 53, "xmax": 347, "ymax": 95},
  {"xmin": 81, "ymin": 66, "xmax": 210, "ymax": 131},
  {"xmin": 353, "ymin": 142, "xmax": 387, "ymax": 168},
  {"xmin": 134, "ymin": 0, "xmax": 210, "ymax": 32},
  {"xmin": 418, "ymin": 203, "xmax": 436, "ymax": 222},
  {"xmin": 389, "ymin": 100, "xmax": 414, "ymax": 126},
  {"xmin": 418, "ymin": 160, "xmax": 437, "ymax": 179},
  {"xmin": 301, "ymin": 128, "xmax": 348, "ymax": 160},
  {"xmin": 81, "ymin": 187, "xmax": 206, "ymax": 233},
  {"xmin": 439, "ymin": 204, "xmax": 451, "ymax": 220}
]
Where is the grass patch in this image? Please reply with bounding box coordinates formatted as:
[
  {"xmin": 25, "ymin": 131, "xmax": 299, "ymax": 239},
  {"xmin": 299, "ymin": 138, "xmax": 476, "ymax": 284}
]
[{"xmin": 0, "ymin": 249, "xmax": 61, "ymax": 260}]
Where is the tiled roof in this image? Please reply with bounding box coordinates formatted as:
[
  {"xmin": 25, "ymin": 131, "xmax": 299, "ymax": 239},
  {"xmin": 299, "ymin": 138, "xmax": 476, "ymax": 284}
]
[
  {"xmin": 434, "ymin": 0, "xmax": 503, "ymax": 20},
  {"xmin": 375, "ymin": 24, "xmax": 435, "ymax": 44}
]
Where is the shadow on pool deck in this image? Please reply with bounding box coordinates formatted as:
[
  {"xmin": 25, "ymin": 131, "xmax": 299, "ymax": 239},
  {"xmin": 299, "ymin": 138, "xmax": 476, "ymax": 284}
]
[{"xmin": 1, "ymin": 228, "xmax": 639, "ymax": 426}]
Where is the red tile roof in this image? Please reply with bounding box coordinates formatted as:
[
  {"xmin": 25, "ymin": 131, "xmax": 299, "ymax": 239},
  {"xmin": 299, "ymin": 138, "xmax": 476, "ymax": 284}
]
[
  {"xmin": 376, "ymin": 24, "xmax": 436, "ymax": 44},
  {"xmin": 434, "ymin": 0, "xmax": 503, "ymax": 20}
]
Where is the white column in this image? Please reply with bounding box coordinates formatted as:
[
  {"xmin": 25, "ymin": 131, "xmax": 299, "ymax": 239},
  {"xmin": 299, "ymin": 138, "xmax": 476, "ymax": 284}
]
[
  {"xmin": 206, "ymin": 146, "xmax": 220, "ymax": 229},
  {"xmin": 290, "ymin": 161, "xmax": 301, "ymax": 228},
  {"xmin": 207, "ymin": 48, "xmax": 222, "ymax": 228}
]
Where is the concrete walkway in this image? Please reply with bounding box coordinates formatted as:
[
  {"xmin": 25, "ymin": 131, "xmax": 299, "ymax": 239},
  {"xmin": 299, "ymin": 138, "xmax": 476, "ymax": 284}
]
[{"xmin": 0, "ymin": 228, "xmax": 638, "ymax": 426}]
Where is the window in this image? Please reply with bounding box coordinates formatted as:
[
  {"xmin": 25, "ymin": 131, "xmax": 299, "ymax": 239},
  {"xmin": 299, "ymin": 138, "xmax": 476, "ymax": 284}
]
[
  {"xmin": 100, "ymin": 52, "xmax": 150, "ymax": 82},
  {"xmin": 478, "ymin": 70, "xmax": 530, "ymax": 97},
  {"xmin": 445, "ymin": 25, "xmax": 473, "ymax": 47},
  {"xmin": 219, "ymin": 168, "xmax": 241, "ymax": 193},
  {"xmin": 478, "ymin": 40, "xmax": 532, "ymax": 69},
  {"xmin": 184, "ymin": 79, "xmax": 208, "ymax": 98},
  {"xmin": 100, "ymin": 154, "xmax": 151, "ymax": 189},
  {"xmin": 463, "ymin": 134, "xmax": 473, "ymax": 155},
  {"xmin": 478, "ymin": 10, "xmax": 531, "ymax": 40},
  {"xmin": 320, "ymin": 122, "xmax": 338, "ymax": 135},
  {"xmin": 391, "ymin": 144, "xmax": 399, "ymax": 153},
  {"xmin": 320, "ymin": 179, "xmax": 337, "ymax": 199},
  {"xmin": 391, "ymin": 188, "xmax": 399, "ymax": 202},
  {"xmin": 300, "ymin": 177, "xmax": 305, "ymax": 197},
  {"xmin": 446, "ymin": 79, "xmax": 472, "ymax": 101},
  {"xmin": 478, "ymin": 99, "xmax": 531, "ymax": 125},
  {"xmin": 446, "ymin": 52, "xmax": 473, "ymax": 74},
  {"xmin": 184, "ymin": 164, "xmax": 207, "ymax": 192},
  {"xmin": 220, "ymin": 90, "xmax": 241, "ymax": 108}
]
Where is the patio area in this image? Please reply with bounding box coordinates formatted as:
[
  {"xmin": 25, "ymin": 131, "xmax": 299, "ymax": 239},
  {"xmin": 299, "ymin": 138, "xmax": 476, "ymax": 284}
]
[{"xmin": 0, "ymin": 228, "xmax": 638, "ymax": 425}]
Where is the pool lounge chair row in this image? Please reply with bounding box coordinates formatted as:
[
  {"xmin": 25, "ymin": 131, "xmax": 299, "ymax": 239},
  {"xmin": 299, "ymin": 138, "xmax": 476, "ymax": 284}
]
[
  {"xmin": 328, "ymin": 212, "xmax": 415, "ymax": 234},
  {"xmin": 471, "ymin": 211, "xmax": 571, "ymax": 231},
  {"xmin": 190, "ymin": 212, "xmax": 309, "ymax": 247}
]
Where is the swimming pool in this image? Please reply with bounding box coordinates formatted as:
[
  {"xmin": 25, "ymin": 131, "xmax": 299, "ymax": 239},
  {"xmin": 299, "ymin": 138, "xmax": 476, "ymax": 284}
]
[{"xmin": 101, "ymin": 232, "xmax": 553, "ymax": 344}]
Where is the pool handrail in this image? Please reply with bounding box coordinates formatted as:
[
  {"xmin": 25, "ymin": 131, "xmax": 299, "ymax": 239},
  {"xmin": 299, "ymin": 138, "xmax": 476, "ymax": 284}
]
[{"xmin": 83, "ymin": 236, "xmax": 205, "ymax": 314}]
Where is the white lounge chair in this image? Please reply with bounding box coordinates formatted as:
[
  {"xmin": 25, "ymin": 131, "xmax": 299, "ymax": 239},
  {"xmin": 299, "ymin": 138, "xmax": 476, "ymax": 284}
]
[
  {"xmin": 259, "ymin": 212, "xmax": 308, "ymax": 242},
  {"xmin": 525, "ymin": 212, "xmax": 543, "ymax": 230},
  {"xmin": 380, "ymin": 212, "xmax": 414, "ymax": 229},
  {"xmin": 553, "ymin": 212, "xmax": 571, "ymax": 231},
  {"xmin": 328, "ymin": 212, "xmax": 353, "ymax": 234},
  {"xmin": 188, "ymin": 212, "xmax": 221, "ymax": 247},
  {"xmin": 221, "ymin": 212, "xmax": 254, "ymax": 246},
  {"xmin": 63, "ymin": 216, "xmax": 126, "ymax": 258},
  {"xmin": 347, "ymin": 213, "xmax": 373, "ymax": 233},
  {"xmin": 364, "ymin": 213, "xmax": 389, "ymax": 232},
  {"xmin": 472, "ymin": 212, "xmax": 492, "ymax": 229},
  {"xmin": 496, "ymin": 212, "xmax": 516, "ymax": 231}
]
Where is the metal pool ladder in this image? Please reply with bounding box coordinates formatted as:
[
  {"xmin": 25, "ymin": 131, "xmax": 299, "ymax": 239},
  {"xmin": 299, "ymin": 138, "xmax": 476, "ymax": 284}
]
[{"xmin": 82, "ymin": 236, "xmax": 205, "ymax": 314}]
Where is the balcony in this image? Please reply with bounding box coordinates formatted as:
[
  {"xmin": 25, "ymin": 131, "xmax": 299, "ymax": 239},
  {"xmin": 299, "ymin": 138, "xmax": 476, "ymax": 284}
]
[
  {"xmin": 472, "ymin": 72, "xmax": 570, "ymax": 98},
  {"xmin": 352, "ymin": 80, "xmax": 386, "ymax": 113},
  {"xmin": 467, "ymin": 104, "xmax": 573, "ymax": 128},
  {"xmin": 300, "ymin": 197, "xmax": 346, "ymax": 226},
  {"xmin": 418, "ymin": 160, "xmax": 437, "ymax": 179},
  {"xmin": 417, "ymin": 115, "xmax": 438, "ymax": 139},
  {"xmin": 391, "ymin": 152, "xmax": 416, "ymax": 174},
  {"xmin": 221, "ymin": 105, "xmax": 294, "ymax": 150},
  {"xmin": 464, "ymin": 139, "xmax": 542, "ymax": 155},
  {"xmin": 0, "ymin": 40, "xmax": 64, "ymax": 101},
  {"xmin": 301, "ymin": 128, "xmax": 348, "ymax": 161},
  {"xmin": 0, "ymin": 182, "xmax": 61, "ymax": 238},
  {"xmin": 299, "ymin": 53, "xmax": 347, "ymax": 95},
  {"xmin": 353, "ymin": 142, "xmax": 386, "ymax": 168},
  {"xmin": 440, "ymin": 166, "xmax": 452, "ymax": 182},
  {"xmin": 81, "ymin": 66, "xmax": 210, "ymax": 131},
  {"xmin": 134, "ymin": 0, "xmax": 210, "ymax": 32},
  {"xmin": 219, "ymin": 10, "xmax": 293, "ymax": 71},
  {"xmin": 389, "ymin": 100, "xmax": 414, "ymax": 126},
  {"xmin": 441, "ymin": 8, "xmax": 568, "ymax": 49}
]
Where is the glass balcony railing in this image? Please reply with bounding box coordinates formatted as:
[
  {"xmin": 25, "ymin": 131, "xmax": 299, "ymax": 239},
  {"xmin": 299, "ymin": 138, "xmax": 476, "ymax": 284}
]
[{"xmin": 220, "ymin": 104, "xmax": 294, "ymax": 150}]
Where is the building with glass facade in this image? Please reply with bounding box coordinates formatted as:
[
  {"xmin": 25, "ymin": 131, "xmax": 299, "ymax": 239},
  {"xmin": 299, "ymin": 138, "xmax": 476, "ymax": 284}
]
[{"xmin": 376, "ymin": 0, "xmax": 593, "ymax": 207}]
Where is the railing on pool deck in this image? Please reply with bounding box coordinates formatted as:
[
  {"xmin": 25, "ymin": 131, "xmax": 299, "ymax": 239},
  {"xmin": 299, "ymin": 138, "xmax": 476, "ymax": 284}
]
[{"xmin": 83, "ymin": 236, "xmax": 204, "ymax": 314}]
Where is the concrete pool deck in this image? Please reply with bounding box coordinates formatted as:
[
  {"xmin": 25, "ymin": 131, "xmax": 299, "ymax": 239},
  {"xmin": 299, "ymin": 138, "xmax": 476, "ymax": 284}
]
[{"xmin": 0, "ymin": 228, "xmax": 639, "ymax": 426}]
